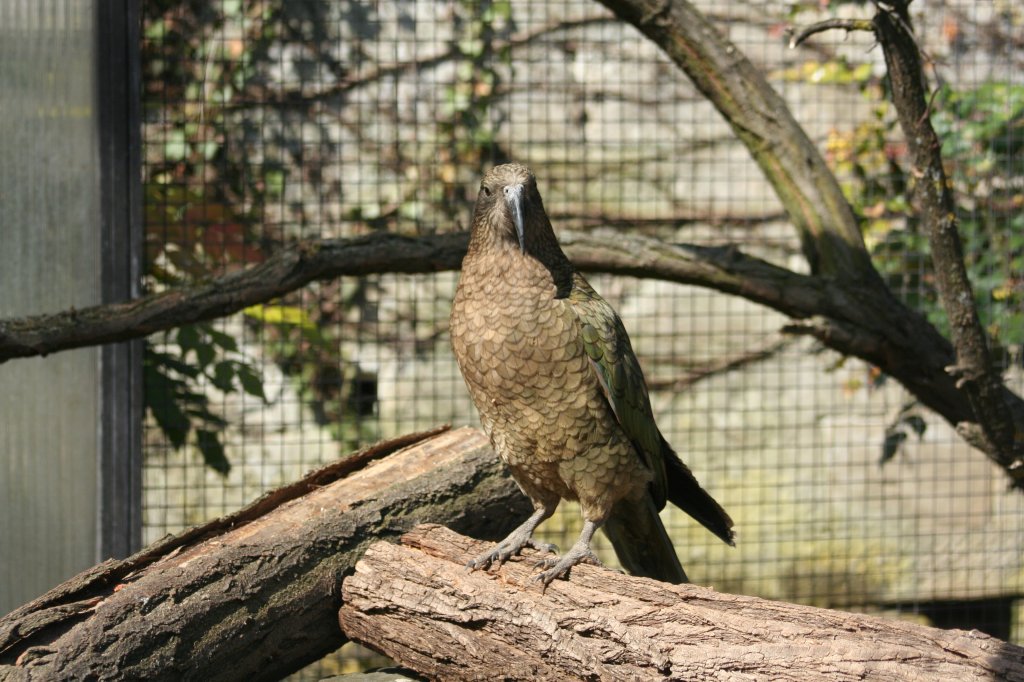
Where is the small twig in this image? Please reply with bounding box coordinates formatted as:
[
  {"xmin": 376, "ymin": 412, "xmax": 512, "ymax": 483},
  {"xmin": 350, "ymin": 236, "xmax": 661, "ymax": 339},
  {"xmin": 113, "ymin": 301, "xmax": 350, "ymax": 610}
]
[
  {"xmin": 788, "ymin": 18, "xmax": 875, "ymax": 50},
  {"xmin": 227, "ymin": 16, "xmax": 616, "ymax": 110},
  {"xmin": 647, "ymin": 337, "xmax": 793, "ymax": 391}
]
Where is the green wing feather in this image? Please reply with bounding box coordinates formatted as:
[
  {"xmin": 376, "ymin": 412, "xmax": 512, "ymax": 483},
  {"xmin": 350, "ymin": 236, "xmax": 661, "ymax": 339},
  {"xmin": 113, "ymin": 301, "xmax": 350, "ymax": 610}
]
[{"xmin": 567, "ymin": 273, "xmax": 669, "ymax": 509}]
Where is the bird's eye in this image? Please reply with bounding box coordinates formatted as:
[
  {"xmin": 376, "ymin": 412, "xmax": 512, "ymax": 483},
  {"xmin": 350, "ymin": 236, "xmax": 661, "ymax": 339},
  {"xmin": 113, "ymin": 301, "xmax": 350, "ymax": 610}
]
[{"xmin": 481, "ymin": 184, "xmax": 492, "ymax": 197}]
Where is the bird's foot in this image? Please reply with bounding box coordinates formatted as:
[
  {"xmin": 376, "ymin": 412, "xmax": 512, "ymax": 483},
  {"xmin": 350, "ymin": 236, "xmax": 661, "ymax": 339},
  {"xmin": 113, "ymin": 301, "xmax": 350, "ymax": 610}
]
[
  {"xmin": 467, "ymin": 534, "xmax": 558, "ymax": 573},
  {"xmin": 532, "ymin": 541, "xmax": 602, "ymax": 589}
]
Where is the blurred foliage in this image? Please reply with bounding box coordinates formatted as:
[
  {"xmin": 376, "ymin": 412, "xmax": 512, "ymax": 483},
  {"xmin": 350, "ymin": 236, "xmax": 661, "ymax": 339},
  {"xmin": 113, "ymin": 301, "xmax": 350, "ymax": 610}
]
[
  {"xmin": 436, "ymin": 0, "xmax": 514, "ymax": 218},
  {"xmin": 141, "ymin": 0, "xmax": 383, "ymax": 469},
  {"xmin": 141, "ymin": 0, "xmax": 520, "ymax": 470},
  {"xmin": 145, "ymin": 324, "xmax": 266, "ymax": 474},
  {"xmin": 846, "ymin": 80, "xmax": 1024, "ymax": 359},
  {"xmin": 788, "ymin": 9, "xmax": 1024, "ymax": 358},
  {"xmin": 244, "ymin": 295, "xmax": 380, "ymax": 450},
  {"xmin": 932, "ymin": 82, "xmax": 1024, "ymax": 351}
]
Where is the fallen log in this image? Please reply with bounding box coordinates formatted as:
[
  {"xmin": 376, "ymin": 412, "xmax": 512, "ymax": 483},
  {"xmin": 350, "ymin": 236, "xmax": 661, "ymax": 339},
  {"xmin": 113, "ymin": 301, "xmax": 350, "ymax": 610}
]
[
  {"xmin": 339, "ymin": 524, "xmax": 1024, "ymax": 681},
  {"xmin": 0, "ymin": 427, "xmax": 530, "ymax": 682}
]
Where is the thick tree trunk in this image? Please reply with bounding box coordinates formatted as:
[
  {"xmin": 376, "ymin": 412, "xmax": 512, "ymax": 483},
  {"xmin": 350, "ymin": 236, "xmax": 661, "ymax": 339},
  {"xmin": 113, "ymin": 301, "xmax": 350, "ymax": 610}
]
[
  {"xmin": 340, "ymin": 524, "xmax": 1024, "ymax": 681},
  {"xmin": 0, "ymin": 427, "xmax": 530, "ymax": 682}
]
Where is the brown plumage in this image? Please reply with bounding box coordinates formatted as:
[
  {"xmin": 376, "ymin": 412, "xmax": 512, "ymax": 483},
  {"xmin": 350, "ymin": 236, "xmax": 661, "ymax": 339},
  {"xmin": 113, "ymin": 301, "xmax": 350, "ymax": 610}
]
[{"xmin": 450, "ymin": 163, "xmax": 734, "ymax": 586}]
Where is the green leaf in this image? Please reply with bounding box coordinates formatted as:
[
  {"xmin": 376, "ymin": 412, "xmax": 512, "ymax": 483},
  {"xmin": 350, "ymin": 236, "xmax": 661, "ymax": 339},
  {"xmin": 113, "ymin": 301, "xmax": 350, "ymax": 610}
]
[
  {"xmin": 211, "ymin": 361, "xmax": 237, "ymax": 392},
  {"xmin": 207, "ymin": 328, "xmax": 239, "ymax": 352},
  {"xmin": 236, "ymin": 363, "xmax": 267, "ymax": 402},
  {"xmin": 144, "ymin": 363, "xmax": 191, "ymax": 449},
  {"xmin": 880, "ymin": 430, "xmax": 908, "ymax": 466},
  {"xmin": 177, "ymin": 325, "xmax": 201, "ymax": 353},
  {"xmin": 185, "ymin": 406, "xmax": 228, "ymax": 427},
  {"xmin": 164, "ymin": 130, "xmax": 188, "ymax": 161},
  {"xmin": 243, "ymin": 304, "xmax": 315, "ymax": 329},
  {"xmin": 264, "ymin": 168, "xmax": 286, "ymax": 198},
  {"xmin": 147, "ymin": 350, "xmax": 202, "ymax": 379},
  {"xmin": 196, "ymin": 429, "xmax": 231, "ymax": 475},
  {"xmin": 902, "ymin": 415, "xmax": 927, "ymax": 438},
  {"xmin": 195, "ymin": 341, "xmax": 216, "ymax": 370}
]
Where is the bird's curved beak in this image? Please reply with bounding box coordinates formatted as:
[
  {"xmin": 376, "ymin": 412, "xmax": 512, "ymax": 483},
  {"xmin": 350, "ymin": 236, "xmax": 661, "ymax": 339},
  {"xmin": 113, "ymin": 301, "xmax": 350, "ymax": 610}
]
[{"xmin": 504, "ymin": 183, "xmax": 526, "ymax": 253}]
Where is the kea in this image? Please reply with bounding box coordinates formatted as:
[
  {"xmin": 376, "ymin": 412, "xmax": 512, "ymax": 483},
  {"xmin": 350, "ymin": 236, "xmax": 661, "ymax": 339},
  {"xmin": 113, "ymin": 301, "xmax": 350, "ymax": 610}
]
[{"xmin": 450, "ymin": 163, "xmax": 734, "ymax": 586}]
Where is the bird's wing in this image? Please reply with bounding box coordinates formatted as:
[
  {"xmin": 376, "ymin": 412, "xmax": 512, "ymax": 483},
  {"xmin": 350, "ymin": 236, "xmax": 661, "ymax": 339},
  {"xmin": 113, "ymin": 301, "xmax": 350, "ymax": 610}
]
[{"xmin": 567, "ymin": 272, "xmax": 669, "ymax": 508}]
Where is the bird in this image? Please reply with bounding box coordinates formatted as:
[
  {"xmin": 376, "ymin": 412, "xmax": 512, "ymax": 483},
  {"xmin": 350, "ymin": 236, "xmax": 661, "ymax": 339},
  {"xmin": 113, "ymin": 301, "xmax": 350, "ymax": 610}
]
[{"xmin": 449, "ymin": 162, "xmax": 734, "ymax": 587}]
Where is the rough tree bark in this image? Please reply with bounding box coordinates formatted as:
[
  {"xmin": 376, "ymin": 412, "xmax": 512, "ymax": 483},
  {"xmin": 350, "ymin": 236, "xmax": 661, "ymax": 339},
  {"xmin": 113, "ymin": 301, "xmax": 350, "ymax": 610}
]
[
  {"xmin": 0, "ymin": 427, "xmax": 530, "ymax": 682},
  {"xmin": 340, "ymin": 524, "xmax": 1024, "ymax": 681},
  {"xmin": 871, "ymin": 3, "xmax": 1024, "ymax": 481}
]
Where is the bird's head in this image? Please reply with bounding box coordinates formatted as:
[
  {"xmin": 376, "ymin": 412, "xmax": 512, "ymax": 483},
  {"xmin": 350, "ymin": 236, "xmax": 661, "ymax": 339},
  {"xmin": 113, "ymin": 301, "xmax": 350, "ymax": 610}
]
[{"xmin": 472, "ymin": 163, "xmax": 550, "ymax": 255}]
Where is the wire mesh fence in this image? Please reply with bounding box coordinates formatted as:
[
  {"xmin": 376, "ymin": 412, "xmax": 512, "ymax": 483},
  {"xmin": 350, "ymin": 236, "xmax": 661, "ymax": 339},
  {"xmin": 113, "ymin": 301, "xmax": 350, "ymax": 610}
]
[{"xmin": 139, "ymin": 0, "xmax": 1024, "ymax": 674}]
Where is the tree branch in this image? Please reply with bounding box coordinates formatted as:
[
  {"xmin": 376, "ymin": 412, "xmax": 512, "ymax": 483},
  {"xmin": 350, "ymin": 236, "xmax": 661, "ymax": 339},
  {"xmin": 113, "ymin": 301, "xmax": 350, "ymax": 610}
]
[
  {"xmin": 645, "ymin": 337, "xmax": 794, "ymax": 391},
  {"xmin": 339, "ymin": 524, "xmax": 1024, "ymax": 681},
  {"xmin": 0, "ymin": 232, "xmax": 469, "ymax": 363},
  {"xmin": 592, "ymin": 0, "xmax": 876, "ymax": 279},
  {"xmin": 3, "ymin": 225, "xmax": 1023, "ymax": 484},
  {"xmin": 786, "ymin": 2, "xmax": 1024, "ymax": 484},
  {"xmin": 871, "ymin": 4, "xmax": 1024, "ymax": 484},
  {"xmin": 788, "ymin": 18, "xmax": 875, "ymax": 49},
  {"xmin": 0, "ymin": 427, "xmax": 531, "ymax": 680},
  {"xmin": 229, "ymin": 16, "xmax": 617, "ymax": 111}
]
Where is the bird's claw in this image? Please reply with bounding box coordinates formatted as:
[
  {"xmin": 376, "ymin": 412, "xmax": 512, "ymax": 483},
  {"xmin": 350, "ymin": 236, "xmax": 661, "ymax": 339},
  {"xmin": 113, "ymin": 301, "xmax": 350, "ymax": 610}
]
[
  {"xmin": 532, "ymin": 548, "xmax": 602, "ymax": 589},
  {"xmin": 526, "ymin": 539, "xmax": 559, "ymax": 555},
  {"xmin": 467, "ymin": 538, "xmax": 559, "ymax": 573}
]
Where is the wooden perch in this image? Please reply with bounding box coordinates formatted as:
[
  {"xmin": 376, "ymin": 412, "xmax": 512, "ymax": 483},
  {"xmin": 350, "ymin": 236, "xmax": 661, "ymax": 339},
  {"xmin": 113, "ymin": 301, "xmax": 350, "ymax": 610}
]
[
  {"xmin": 340, "ymin": 524, "xmax": 1024, "ymax": 681},
  {"xmin": 0, "ymin": 427, "xmax": 531, "ymax": 681}
]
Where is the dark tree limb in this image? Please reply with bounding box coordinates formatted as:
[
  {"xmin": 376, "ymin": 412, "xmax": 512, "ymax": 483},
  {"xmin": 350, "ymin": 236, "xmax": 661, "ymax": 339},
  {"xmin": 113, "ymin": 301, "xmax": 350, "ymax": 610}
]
[
  {"xmin": 789, "ymin": 18, "xmax": 875, "ymax": 49},
  {"xmin": 787, "ymin": 1, "xmax": 1024, "ymax": 484},
  {"xmin": 589, "ymin": 0, "xmax": 1024, "ymax": 481},
  {"xmin": 871, "ymin": 3, "xmax": 1024, "ymax": 482},
  {"xmin": 3, "ymin": 226, "xmax": 1024, "ymax": 484},
  {"xmin": 0, "ymin": 231, "xmax": 933, "ymax": 370},
  {"xmin": 340, "ymin": 524, "xmax": 1024, "ymax": 681},
  {"xmin": 0, "ymin": 232, "xmax": 469, "ymax": 364},
  {"xmin": 0, "ymin": 427, "xmax": 531, "ymax": 681},
  {"xmin": 593, "ymin": 0, "xmax": 876, "ymax": 279}
]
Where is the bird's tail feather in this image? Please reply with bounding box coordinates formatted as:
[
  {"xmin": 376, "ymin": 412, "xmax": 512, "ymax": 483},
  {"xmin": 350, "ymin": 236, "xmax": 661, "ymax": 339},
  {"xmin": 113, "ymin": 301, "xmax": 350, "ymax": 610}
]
[
  {"xmin": 662, "ymin": 436, "xmax": 735, "ymax": 547},
  {"xmin": 603, "ymin": 494, "xmax": 689, "ymax": 584}
]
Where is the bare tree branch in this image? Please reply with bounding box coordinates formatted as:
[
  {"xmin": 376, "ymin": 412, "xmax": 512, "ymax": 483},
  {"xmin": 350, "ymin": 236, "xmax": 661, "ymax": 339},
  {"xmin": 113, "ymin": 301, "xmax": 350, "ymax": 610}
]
[
  {"xmin": 785, "ymin": 2, "xmax": 1024, "ymax": 483},
  {"xmin": 229, "ymin": 16, "xmax": 617, "ymax": 111},
  {"xmin": 646, "ymin": 337, "xmax": 794, "ymax": 391},
  {"xmin": 4, "ymin": 227, "xmax": 1023, "ymax": 487},
  {"xmin": 788, "ymin": 18, "xmax": 875, "ymax": 49},
  {"xmin": 593, "ymin": 0, "xmax": 875, "ymax": 279},
  {"xmin": 0, "ymin": 232, "xmax": 468, "ymax": 363},
  {"xmin": 872, "ymin": 4, "xmax": 1024, "ymax": 482}
]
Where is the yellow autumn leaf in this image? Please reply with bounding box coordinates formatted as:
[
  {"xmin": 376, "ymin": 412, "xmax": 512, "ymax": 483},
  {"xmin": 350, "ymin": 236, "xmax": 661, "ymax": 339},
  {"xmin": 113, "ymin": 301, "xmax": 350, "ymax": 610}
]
[{"xmin": 244, "ymin": 304, "xmax": 316, "ymax": 329}]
